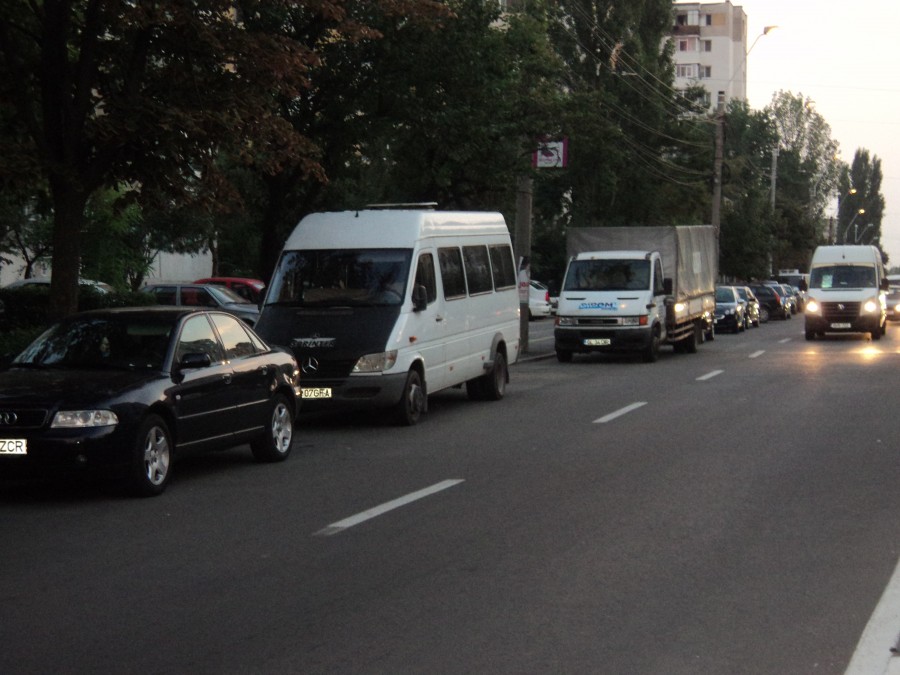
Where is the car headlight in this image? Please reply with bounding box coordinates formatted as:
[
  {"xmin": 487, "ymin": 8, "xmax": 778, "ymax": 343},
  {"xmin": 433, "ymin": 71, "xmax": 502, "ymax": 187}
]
[
  {"xmin": 51, "ymin": 410, "xmax": 119, "ymax": 428},
  {"xmin": 352, "ymin": 350, "xmax": 398, "ymax": 373}
]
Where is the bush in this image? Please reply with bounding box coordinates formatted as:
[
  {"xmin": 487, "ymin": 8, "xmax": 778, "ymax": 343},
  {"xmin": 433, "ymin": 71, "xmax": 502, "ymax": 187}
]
[
  {"xmin": 0, "ymin": 325, "xmax": 45, "ymax": 359},
  {"xmin": 0, "ymin": 286, "xmax": 156, "ymax": 332}
]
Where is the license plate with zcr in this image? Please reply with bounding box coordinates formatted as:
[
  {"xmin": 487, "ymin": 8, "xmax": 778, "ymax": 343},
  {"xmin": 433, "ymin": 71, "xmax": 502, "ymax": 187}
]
[
  {"xmin": 0, "ymin": 439, "xmax": 27, "ymax": 455},
  {"xmin": 584, "ymin": 338, "xmax": 611, "ymax": 346},
  {"xmin": 302, "ymin": 388, "xmax": 332, "ymax": 399}
]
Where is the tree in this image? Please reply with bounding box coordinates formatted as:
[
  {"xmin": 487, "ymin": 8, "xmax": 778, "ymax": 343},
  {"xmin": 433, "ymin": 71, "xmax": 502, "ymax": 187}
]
[
  {"xmin": 0, "ymin": 0, "xmax": 388, "ymax": 318},
  {"xmin": 837, "ymin": 150, "xmax": 885, "ymax": 258}
]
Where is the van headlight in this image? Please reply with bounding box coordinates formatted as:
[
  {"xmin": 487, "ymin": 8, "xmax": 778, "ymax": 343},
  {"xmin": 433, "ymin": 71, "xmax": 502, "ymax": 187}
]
[
  {"xmin": 863, "ymin": 298, "xmax": 879, "ymax": 313},
  {"xmin": 557, "ymin": 316, "xmax": 575, "ymax": 326},
  {"xmin": 805, "ymin": 299, "xmax": 820, "ymax": 314},
  {"xmin": 352, "ymin": 350, "xmax": 398, "ymax": 373}
]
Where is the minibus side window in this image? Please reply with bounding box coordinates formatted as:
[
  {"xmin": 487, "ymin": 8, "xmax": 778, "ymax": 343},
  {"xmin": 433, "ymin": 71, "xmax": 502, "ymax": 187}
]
[
  {"xmin": 415, "ymin": 253, "xmax": 437, "ymax": 304},
  {"xmin": 489, "ymin": 245, "xmax": 516, "ymax": 290},
  {"xmin": 463, "ymin": 245, "xmax": 493, "ymax": 295},
  {"xmin": 438, "ymin": 247, "xmax": 467, "ymax": 299}
]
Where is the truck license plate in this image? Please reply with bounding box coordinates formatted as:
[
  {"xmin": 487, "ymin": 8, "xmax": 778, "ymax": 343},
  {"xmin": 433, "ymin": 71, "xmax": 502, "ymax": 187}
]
[
  {"xmin": 830, "ymin": 322, "xmax": 852, "ymax": 329},
  {"xmin": 584, "ymin": 338, "xmax": 611, "ymax": 346},
  {"xmin": 0, "ymin": 439, "xmax": 27, "ymax": 455},
  {"xmin": 302, "ymin": 387, "xmax": 332, "ymax": 399}
]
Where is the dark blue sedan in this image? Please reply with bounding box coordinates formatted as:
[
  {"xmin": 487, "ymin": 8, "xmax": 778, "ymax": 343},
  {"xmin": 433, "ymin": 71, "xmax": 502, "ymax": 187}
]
[{"xmin": 0, "ymin": 307, "xmax": 299, "ymax": 496}]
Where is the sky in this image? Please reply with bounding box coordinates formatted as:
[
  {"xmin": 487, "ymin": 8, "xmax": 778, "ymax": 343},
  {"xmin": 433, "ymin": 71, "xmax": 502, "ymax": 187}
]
[{"xmin": 735, "ymin": 0, "xmax": 900, "ymax": 267}]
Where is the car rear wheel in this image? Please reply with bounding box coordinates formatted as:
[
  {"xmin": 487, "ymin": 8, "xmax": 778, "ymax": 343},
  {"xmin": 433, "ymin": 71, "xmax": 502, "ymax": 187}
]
[
  {"xmin": 129, "ymin": 415, "xmax": 172, "ymax": 497},
  {"xmin": 250, "ymin": 394, "xmax": 294, "ymax": 462},
  {"xmin": 759, "ymin": 306, "xmax": 770, "ymax": 323}
]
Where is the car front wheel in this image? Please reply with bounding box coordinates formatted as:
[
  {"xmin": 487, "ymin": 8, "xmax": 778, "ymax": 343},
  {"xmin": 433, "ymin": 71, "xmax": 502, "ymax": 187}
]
[
  {"xmin": 251, "ymin": 394, "xmax": 294, "ymax": 462},
  {"xmin": 128, "ymin": 415, "xmax": 172, "ymax": 497}
]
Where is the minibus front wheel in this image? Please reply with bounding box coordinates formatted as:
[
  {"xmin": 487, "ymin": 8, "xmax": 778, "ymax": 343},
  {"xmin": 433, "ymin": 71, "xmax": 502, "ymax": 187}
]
[{"xmin": 392, "ymin": 369, "xmax": 426, "ymax": 426}]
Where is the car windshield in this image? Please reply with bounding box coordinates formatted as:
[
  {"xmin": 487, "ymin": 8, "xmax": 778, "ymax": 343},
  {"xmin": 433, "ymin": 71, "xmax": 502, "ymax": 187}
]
[
  {"xmin": 715, "ymin": 287, "xmax": 735, "ymax": 302},
  {"xmin": 809, "ymin": 265, "xmax": 877, "ymax": 289},
  {"xmin": 13, "ymin": 315, "xmax": 174, "ymax": 370},
  {"xmin": 206, "ymin": 285, "xmax": 252, "ymax": 305},
  {"xmin": 564, "ymin": 259, "xmax": 650, "ymax": 292},
  {"xmin": 265, "ymin": 248, "xmax": 413, "ymax": 307}
]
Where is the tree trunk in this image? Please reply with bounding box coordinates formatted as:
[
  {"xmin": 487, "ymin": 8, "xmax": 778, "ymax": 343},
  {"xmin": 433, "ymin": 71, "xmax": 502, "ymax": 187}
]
[{"xmin": 47, "ymin": 187, "xmax": 87, "ymax": 321}]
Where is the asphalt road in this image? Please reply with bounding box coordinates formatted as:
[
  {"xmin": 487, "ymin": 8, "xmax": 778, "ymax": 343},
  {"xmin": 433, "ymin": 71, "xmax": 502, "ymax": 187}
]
[{"xmin": 4, "ymin": 315, "xmax": 900, "ymax": 674}]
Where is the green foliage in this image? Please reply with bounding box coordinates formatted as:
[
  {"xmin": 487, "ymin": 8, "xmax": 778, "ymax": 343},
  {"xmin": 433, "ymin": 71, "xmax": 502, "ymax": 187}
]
[{"xmin": 0, "ymin": 286, "xmax": 155, "ymax": 332}]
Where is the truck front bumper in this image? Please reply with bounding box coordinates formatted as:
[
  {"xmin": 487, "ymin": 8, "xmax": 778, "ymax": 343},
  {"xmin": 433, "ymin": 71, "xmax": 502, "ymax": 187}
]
[{"xmin": 554, "ymin": 326, "xmax": 652, "ymax": 353}]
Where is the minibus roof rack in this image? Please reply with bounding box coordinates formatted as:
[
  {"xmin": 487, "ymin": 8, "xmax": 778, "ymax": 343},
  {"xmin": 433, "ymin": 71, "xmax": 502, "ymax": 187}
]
[{"xmin": 364, "ymin": 202, "xmax": 438, "ymax": 210}]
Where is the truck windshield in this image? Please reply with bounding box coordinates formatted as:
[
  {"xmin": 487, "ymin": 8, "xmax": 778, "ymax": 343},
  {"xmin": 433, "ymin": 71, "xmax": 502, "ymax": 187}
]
[
  {"xmin": 564, "ymin": 259, "xmax": 650, "ymax": 292},
  {"xmin": 809, "ymin": 265, "xmax": 876, "ymax": 289},
  {"xmin": 266, "ymin": 249, "xmax": 413, "ymax": 307}
]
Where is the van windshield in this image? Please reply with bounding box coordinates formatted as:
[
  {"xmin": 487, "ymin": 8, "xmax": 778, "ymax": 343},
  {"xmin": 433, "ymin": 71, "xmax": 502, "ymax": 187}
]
[
  {"xmin": 809, "ymin": 265, "xmax": 876, "ymax": 290},
  {"xmin": 564, "ymin": 259, "xmax": 650, "ymax": 292},
  {"xmin": 266, "ymin": 249, "xmax": 413, "ymax": 307}
]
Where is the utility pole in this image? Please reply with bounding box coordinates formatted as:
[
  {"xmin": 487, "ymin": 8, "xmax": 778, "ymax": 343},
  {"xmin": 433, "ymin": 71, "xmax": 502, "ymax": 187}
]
[
  {"xmin": 711, "ymin": 91, "xmax": 725, "ymax": 244},
  {"xmin": 770, "ymin": 146, "xmax": 779, "ymax": 213},
  {"xmin": 514, "ymin": 175, "xmax": 533, "ymax": 353}
]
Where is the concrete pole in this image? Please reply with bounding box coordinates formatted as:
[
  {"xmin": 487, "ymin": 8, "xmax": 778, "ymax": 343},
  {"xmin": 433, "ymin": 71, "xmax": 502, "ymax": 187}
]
[{"xmin": 515, "ymin": 175, "xmax": 533, "ymax": 353}]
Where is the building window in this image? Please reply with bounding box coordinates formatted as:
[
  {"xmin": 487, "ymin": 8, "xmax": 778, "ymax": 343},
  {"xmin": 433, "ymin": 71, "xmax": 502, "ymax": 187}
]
[
  {"xmin": 703, "ymin": 40, "xmax": 712, "ymax": 52},
  {"xmin": 701, "ymin": 66, "xmax": 712, "ymax": 78},
  {"xmin": 705, "ymin": 14, "xmax": 712, "ymax": 26},
  {"xmin": 676, "ymin": 64, "xmax": 699, "ymax": 79},
  {"xmin": 678, "ymin": 37, "xmax": 699, "ymax": 52},
  {"xmin": 687, "ymin": 10, "xmax": 699, "ymax": 25}
]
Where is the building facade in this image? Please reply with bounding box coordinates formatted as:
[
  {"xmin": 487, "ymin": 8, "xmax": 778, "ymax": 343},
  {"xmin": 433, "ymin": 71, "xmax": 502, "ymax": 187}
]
[{"xmin": 671, "ymin": 1, "xmax": 748, "ymax": 109}]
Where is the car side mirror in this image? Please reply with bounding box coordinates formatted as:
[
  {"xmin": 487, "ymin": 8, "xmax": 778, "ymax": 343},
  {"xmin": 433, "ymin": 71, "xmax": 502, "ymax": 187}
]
[
  {"xmin": 178, "ymin": 352, "xmax": 212, "ymax": 370},
  {"xmin": 881, "ymin": 279, "xmax": 890, "ymax": 291},
  {"xmin": 412, "ymin": 284, "xmax": 428, "ymax": 312}
]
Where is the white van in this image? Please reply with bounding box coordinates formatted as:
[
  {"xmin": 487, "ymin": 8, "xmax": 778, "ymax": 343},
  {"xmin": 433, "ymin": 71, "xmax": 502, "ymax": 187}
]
[
  {"xmin": 254, "ymin": 208, "xmax": 520, "ymax": 425},
  {"xmin": 804, "ymin": 245, "xmax": 889, "ymax": 340}
]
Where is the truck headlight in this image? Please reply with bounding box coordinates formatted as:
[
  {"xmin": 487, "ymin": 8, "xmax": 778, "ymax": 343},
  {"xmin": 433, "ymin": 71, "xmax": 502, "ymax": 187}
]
[
  {"xmin": 51, "ymin": 410, "xmax": 119, "ymax": 428},
  {"xmin": 353, "ymin": 350, "xmax": 398, "ymax": 373},
  {"xmin": 557, "ymin": 316, "xmax": 575, "ymax": 326}
]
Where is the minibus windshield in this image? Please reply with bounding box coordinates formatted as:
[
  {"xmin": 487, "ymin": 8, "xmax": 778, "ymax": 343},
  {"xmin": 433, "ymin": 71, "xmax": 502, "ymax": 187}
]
[
  {"xmin": 809, "ymin": 265, "xmax": 876, "ymax": 289},
  {"xmin": 266, "ymin": 249, "xmax": 413, "ymax": 307}
]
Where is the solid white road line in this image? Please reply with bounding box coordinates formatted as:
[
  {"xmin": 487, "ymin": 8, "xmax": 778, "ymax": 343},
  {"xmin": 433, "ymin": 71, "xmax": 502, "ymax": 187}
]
[
  {"xmin": 749, "ymin": 350, "xmax": 765, "ymax": 359},
  {"xmin": 845, "ymin": 555, "xmax": 900, "ymax": 674},
  {"xmin": 314, "ymin": 479, "xmax": 465, "ymax": 536},
  {"xmin": 593, "ymin": 402, "xmax": 647, "ymax": 424},
  {"xmin": 696, "ymin": 370, "xmax": 723, "ymax": 381}
]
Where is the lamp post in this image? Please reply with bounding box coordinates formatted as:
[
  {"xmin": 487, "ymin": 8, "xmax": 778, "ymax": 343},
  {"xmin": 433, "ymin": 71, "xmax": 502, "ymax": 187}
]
[
  {"xmin": 842, "ymin": 208, "xmax": 866, "ymax": 243},
  {"xmin": 727, "ymin": 25, "xmax": 778, "ymax": 100},
  {"xmin": 854, "ymin": 223, "xmax": 873, "ymax": 245}
]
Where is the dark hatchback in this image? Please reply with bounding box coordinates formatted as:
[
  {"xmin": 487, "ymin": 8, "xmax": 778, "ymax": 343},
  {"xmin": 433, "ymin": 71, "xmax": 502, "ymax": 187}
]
[
  {"xmin": 749, "ymin": 284, "xmax": 791, "ymax": 321},
  {"xmin": 0, "ymin": 307, "xmax": 299, "ymax": 496},
  {"xmin": 714, "ymin": 286, "xmax": 746, "ymax": 333}
]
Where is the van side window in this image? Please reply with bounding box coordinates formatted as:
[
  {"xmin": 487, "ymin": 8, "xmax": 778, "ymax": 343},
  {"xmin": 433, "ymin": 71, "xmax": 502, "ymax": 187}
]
[
  {"xmin": 415, "ymin": 253, "xmax": 437, "ymax": 304},
  {"xmin": 463, "ymin": 245, "xmax": 492, "ymax": 295},
  {"xmin": 489, "ymin": 245, "xmax": 516, "ymax": 290},
  {"xmin": 438, "ymin": 247, "xmax": 467, "ymax": 299}
]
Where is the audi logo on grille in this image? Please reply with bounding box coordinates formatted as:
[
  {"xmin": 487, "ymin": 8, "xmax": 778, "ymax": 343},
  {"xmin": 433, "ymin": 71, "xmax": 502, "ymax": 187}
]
[
  {"xmin": 0, "ymin": 411, "xmax": 18, "ymax": 425},
  {"xmin": 301, "ymin": 357, "xmax": 320, "ymax": 374}
]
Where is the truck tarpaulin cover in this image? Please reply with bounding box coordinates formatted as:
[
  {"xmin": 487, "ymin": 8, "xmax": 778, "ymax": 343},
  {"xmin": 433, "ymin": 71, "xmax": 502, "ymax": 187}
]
[{"xmin": 566, "ymin": 226, "xmax": 717, "ymax": 301}]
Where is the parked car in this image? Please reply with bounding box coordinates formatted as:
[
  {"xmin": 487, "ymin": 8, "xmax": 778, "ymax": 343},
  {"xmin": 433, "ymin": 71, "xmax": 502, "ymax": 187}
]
[
  {"xmin": 194, "ymin": 277, "xmax": 266, "ymax": 304},
  {"xmin": 885, "ymin": 286, "xmax": 900, "ymax": 321},
  {"xmin": 735, "ymin": 285, "xmax": 761, "ymax": 327},
  {"xmin": 4, "ymin": 277, "xmax": 112, "ymax": 293},
  {"xmin": 143, "ymin": 283, "xmax": 260, "ymax": 326},
  {"xmin": 0, "ymin": 307, "xmax": 299, "ymax": 496},
  {"xmin": 714, "ymin": 286, "xmax": 745, "ymax": 333},
  {"xmin": 529, "ymin": 280, "xmax": 552, "ymax": 320},
  {"xmin": 749, "ymin": 283, "xmax": 791, "ymax": 321}
]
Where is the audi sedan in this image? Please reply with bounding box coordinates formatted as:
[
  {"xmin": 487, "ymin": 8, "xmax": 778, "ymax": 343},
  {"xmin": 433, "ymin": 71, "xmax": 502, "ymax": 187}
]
[{"xmin": 0, "ymin": 307, "xmax": 299, "ymax": 496}]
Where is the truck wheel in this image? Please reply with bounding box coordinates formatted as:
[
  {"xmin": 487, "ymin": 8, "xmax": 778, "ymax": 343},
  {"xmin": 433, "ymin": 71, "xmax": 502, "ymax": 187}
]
[
  {"xmin": 556, "ymin": 349, "xmax": 573, "ymax": 363},
  {"xmin": 685, "ymin": 323, "xmax": 700, "ymax": 353},
  {"xmin": 393, "ymin": 369, "xmax": 426, "ymax": 426},
  {"xmin": 642, "ymin": 328, "xmax": 661, "ymax": 363}
]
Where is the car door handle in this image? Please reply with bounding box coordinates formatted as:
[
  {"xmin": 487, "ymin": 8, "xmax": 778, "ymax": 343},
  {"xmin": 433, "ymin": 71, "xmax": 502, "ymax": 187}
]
[{"xmin": 435, "ymin": 315, "xmax": 444, "ymax": 322}]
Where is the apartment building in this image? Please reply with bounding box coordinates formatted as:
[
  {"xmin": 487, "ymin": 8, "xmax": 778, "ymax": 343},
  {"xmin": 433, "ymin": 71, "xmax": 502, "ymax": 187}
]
[{"xmin": 671, "ymin": 1, "xmax": 748, "ymax": 109}]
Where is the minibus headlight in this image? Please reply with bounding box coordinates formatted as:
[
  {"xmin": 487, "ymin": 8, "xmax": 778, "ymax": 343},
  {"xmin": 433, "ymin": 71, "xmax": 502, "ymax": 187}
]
[
  {"xmin": 352, "ymin": 350, "xmax": 398, "ymax": 373},
  {"xmin": 557, "ymin": 316, "xmax": 575, "ymax": 326},
  {"xmin": 805, "ymin": 299, "xmax": 819, "ymax": 314},
  {"xmin": 863, "ymin": 298, "xmax": 879, "ymax": 313}
]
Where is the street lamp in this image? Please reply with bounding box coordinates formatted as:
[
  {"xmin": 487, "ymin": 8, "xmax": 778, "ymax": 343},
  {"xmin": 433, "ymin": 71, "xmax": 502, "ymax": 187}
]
[
  {"xmin": 854, "ymin": 223, "xmax": 874, "ymax": 245},
  {"xmin": 727, "ymin": 25, "xmax": 778, "ymax": 99},
  {"xmin": 842, "ymin": 208, "xmax": 866, "ymax": 243}
]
